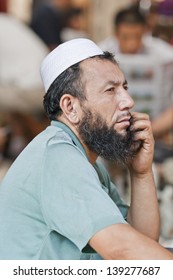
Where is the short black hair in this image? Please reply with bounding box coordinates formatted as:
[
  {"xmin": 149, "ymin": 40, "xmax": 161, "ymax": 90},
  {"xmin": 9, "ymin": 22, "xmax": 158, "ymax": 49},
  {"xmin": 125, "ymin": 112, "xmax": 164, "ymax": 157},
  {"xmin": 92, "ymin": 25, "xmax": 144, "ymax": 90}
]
[
  {"xmin": 114, "ymin": 7, "xmax": 146, "ymax": 28},
  {"xmin": 43, "ymin": 51, "xmax": 117, "ymax": 120}
]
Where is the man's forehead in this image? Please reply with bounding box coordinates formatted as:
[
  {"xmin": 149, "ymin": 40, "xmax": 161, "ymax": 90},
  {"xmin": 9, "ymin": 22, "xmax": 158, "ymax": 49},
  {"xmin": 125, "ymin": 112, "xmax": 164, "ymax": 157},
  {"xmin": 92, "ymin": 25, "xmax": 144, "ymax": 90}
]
[
  {"xmin": 80, "ymin": 57, "xmax": 118, "ymax": 72},
  {"xmin": 80, "ymin": 58, "xmax": 125, "ymax": 84}
]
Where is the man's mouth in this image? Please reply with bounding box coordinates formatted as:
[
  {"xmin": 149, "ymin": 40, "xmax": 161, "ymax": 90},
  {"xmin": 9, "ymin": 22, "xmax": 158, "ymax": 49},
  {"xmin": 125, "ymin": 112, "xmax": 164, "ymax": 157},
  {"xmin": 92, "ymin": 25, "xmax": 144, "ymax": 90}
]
[
  {"xmin": 115, "ymin": 113, "xmax": 132, "ymax": 132},
  {"xmin": 117, "ymin": 117, "xmax": 131, "ymax": 123},
  {"xmin": 116, "ymin": 113, "xmax": 132, "ymax": 124}
]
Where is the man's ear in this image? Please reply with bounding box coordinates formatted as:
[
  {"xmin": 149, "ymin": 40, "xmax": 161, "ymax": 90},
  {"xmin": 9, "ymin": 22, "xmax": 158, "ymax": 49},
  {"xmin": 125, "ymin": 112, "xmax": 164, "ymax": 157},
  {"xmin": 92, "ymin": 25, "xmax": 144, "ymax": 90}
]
[{"xmin": 59, "ymin": 94, "xmax": 80, "ymax": 124}]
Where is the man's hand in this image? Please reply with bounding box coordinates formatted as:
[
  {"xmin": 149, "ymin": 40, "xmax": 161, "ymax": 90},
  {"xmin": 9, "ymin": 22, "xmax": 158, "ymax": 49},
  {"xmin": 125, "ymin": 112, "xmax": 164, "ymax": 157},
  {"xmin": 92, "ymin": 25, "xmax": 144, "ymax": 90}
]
[
  {"xmin": 126, "ymin": 112, "xmax": 160, "ymax": 240},
  {"xmin": 128, "ymin": 112, "xmax": 154, "ymax": 176}
]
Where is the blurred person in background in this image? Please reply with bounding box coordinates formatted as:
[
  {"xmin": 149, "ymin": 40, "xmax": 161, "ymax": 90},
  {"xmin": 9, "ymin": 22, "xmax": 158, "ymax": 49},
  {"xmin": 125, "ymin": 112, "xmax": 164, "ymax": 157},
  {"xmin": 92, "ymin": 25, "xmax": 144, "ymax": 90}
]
[
  {"xmin": 32, "ymin": 0, "xmax": 45, "ymax": 11},
  {"xmin": 0, "ymin": 112, "xmax": 47, "ymax": 182},
  {"xmin": 99, "ymin": 5, "xmax": 173, "ymax": 57},
  {"xmin": 151, "ymin": 104, "xmax": 173, "ymax": 183},
  {"xmin": 153, "ymin": 0, "xmax": 173, "ymax": 45},
  {"xmin": 2, "ymin": 112, "xmax": 47, "ymax": 161},
  {"xmin": 99, "ymin": 5, "xmax": 147, "ymax": 54},
  {"xmin": 152, "ymin": 104, "xmax": 173, "ymax": 241},
  {"xmin": 60, "ymin": 6, "xmax": 89, "ymax": 42},
  {"xmin": 152, "ymin": 105, "xmax": 173, "ymax": 140},
  {"xmin": 30, "ymin": 0, "xmax": 72, "ymax": 50},
  {"xmin": 116, "ymin": 4, "xmax": 145, "ymax": 54}
]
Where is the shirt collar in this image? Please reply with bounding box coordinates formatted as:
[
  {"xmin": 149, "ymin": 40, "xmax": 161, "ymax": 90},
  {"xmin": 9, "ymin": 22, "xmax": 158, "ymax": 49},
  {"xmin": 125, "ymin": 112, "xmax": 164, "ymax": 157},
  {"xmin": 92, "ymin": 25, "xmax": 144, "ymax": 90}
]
[{"xmin": 51, "ymin": 120, "xmax": 88, "ymax": 159}]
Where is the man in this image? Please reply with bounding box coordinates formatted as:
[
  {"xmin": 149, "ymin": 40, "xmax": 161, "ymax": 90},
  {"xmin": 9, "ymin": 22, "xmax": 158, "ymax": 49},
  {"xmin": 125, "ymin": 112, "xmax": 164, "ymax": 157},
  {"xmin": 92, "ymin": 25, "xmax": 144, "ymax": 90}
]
[
  {"xmin": 98, "ymin": 6, "xmax": 173, "ymax": 57},
  {"xmin": 0, "ymin": 38, "xmax": 172, "ymax": 260},
  {"xmin": 152, "ymin": 105, "xmax": 173, "ymax": 139},
  {"xmin": 99, "ymin": 6, "xmax": 147, "ymax": 55}
]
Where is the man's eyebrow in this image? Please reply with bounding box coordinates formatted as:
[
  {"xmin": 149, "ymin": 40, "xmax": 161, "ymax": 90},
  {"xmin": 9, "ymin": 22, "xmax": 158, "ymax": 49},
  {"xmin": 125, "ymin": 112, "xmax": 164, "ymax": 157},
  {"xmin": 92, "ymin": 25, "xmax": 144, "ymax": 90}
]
[
  {"xmin": 105, "ymin": 79, "xmax": 128, "ymax": 86},
  {"xmin": 100, "ymin": 78, "xmax": 128, "ymax": 91}
]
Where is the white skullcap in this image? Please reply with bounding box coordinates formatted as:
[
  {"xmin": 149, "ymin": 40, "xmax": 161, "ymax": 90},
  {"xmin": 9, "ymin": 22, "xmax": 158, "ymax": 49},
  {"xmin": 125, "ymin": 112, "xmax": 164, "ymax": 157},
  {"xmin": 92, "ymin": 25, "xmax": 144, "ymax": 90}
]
[{"xmin": 40, "ymin": 38, "xmax": 104, "ymax": 92}]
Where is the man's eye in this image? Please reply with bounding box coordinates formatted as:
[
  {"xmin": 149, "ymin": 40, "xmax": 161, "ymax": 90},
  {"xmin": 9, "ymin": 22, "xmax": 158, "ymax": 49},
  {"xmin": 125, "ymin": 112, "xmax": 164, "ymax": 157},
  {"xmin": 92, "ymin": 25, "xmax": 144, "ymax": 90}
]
[
  {"xmin": 107, "ymin": 88, "xmax": 114, "ymax": 92},
  {"xmin": 124, "ymin": 85, "xmax": 128, "ymax": 90}
]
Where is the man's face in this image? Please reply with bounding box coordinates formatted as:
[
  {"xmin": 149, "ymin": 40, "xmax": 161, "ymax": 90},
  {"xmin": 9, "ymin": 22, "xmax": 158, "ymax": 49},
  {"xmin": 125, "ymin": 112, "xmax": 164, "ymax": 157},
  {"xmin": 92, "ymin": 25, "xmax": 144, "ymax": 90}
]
[
  {"xmin": 77, "ymin": 58, "xmax": 137, "ymax": 163},
  {"xmin": 116, "ymin": 23, "xmax": 145, "ymax": 54}
]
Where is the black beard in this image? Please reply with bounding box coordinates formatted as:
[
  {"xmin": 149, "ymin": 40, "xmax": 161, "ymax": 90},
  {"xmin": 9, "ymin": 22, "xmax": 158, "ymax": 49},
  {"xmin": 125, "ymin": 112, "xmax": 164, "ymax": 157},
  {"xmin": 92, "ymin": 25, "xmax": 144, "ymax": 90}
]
[{"xmin": 78, "ymin": 108, "xmax": 138, "ymax": 164}]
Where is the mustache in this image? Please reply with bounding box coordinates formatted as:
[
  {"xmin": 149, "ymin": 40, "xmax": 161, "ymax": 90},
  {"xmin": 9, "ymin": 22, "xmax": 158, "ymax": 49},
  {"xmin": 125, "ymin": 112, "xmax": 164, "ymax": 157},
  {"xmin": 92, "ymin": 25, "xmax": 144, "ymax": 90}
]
[{"xmin": 116, "ymin": 112, "xmax": 132, "ymax": 123}]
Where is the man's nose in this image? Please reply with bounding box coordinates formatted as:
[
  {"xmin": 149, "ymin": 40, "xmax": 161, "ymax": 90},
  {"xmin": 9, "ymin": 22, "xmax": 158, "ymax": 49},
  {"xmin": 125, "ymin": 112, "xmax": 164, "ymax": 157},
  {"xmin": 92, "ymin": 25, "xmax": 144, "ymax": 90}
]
[{"xmin": 118, "ymin": 91, "xmax": 134, "ymax": 111}]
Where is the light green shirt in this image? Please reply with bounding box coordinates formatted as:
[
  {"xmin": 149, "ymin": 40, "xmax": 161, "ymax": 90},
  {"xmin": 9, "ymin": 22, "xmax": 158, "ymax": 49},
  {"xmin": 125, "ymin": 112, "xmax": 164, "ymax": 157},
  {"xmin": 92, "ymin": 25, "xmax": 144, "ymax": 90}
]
[{"xmin": 0, "ymin": 121, "xmax": 128, "ymax": 259}]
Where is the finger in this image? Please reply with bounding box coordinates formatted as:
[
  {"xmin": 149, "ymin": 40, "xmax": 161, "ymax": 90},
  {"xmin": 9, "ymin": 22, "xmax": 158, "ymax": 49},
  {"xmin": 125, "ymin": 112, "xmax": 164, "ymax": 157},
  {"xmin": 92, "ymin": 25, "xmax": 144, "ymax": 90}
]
[
  {"xmin": 130, "ymin": 119, "xmax": 152, "ymax": 132},
  {"xmin": 132, "ymin": 130, "xmax": 154, "ymax": 144},
  {"xmin": 130, "ymin": 111, "xmax": 150, "ymax": 121}
]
